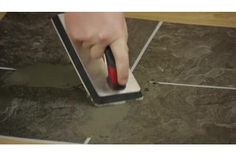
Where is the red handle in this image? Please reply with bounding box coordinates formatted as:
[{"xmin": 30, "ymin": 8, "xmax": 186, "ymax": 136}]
[{"xmin": 104, "ymin": 46, "xmax": 126, "ymax": 90}]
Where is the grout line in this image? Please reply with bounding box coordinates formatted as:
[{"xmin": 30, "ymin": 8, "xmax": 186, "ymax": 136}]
[
  {"xmin": 157, "ymin": 81, "xmax": 236, "ymax": 90},
  {"xmin": 0, "ymin": 67, "xmax": 16, "ymax": 71},
  {"xmin": 131, "ymin": 21, "xmax": 163, "ymax": 72},
  {"xmin": 83, "ymin": 137, "xmax": 92, "ymax": 144}
]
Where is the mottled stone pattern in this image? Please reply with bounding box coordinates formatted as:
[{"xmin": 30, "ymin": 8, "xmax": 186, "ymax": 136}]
[
  {"xmin": 132, "ymin": 23, "xmax": 236, "ymax": 143},
  {"xmin": 0, "ymin": 13, "xmax": 69, "ymax": 68},
  {"xmin": 126, "ymin": 18, "xmax": 157, "ymax": 65},
  {"xmin": 0, "ymin": 13, "xmax": 236, "ymax": 143},
  {"xmin": 0, "ymin": 13, "xmax": 156, "ymax": 143}
]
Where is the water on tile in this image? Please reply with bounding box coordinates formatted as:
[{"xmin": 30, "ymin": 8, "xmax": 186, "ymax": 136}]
[{"xmin": 1, "ymin": 13, "xmax": 236, "ymax": 143}]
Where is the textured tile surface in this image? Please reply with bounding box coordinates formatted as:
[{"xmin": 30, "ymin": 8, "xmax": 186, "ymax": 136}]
[
  {"xmin": 132, "ymin": 22, "xmax": 236, "ymax": 143},
  {"xmin": 0, "ymin": 13, "xmax": 236, "ymax": 143}
]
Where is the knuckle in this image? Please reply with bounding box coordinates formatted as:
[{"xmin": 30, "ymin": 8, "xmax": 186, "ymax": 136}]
[
  {"xmin": 118, "ymin": 50, "xmax": 129, "ymax": 61},
  {"xmin": 98, "ymin": 33, "xmax": 111, "ymax": 44},
  {"xmin": 82, "ymin": 32, "xmax": 93, "ymax": 41}
]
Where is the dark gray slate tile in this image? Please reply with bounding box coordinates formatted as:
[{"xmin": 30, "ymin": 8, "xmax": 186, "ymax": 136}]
[
  {"xmin": 132, "ymin": 22, "xmax": 236, "ymax": 143},
  {"xmin": 1, "ymin": 13, "xmax": 236, "ymax": 143},
  {"xmin": 0, "ymin": 13, "xmax": 156, "ymax": 143}
]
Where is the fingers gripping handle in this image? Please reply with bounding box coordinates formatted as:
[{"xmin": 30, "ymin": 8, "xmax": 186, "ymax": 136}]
[{"xmin": 104, "ymin": 46, "xmax": 126, "ymax": 90}]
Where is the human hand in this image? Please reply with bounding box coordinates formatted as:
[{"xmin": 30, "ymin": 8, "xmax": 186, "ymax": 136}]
[{"xmin": 65, "ymin": 12, "xmax": 129, "ymax": 85}]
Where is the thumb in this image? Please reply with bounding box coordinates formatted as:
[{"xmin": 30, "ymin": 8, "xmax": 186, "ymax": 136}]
[{"xmin": 110, "ymin": 37, "xmax": 129, "ymax": 85}]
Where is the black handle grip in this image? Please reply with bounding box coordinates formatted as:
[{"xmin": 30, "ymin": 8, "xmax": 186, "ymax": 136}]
[{"xmin": 104, "ymin": 46, "xmax": 126, "ymax": 90}]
